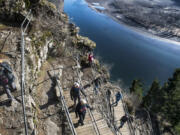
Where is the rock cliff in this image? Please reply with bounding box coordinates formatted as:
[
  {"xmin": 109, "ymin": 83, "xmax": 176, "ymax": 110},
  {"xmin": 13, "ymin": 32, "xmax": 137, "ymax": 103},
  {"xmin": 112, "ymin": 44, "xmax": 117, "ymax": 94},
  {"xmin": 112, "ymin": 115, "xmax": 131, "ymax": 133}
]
[{"xmin": 0, "ymin": 0, "xmax": 100, "ymax": 134}]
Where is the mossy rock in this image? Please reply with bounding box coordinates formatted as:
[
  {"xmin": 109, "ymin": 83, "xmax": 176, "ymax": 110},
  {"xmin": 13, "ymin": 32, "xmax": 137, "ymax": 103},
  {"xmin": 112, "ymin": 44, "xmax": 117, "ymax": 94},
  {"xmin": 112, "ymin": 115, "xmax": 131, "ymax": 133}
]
[
  {"xmin": 0, "ymin": 0, "xmax": 5, "ymax": 5},
  {"xmin": 40, "ymin": 0, "xmax": 57, "ymax": 10},
  {"xmin": 0, "ymin": 23, "xmax": 8, "ymax": 29},
  {"xmin": 77, "ymin": 35, "xmax": 96, "ymax": 50},
  {"xmin": 24, "ymin": 0, "xmax": 31, "ymax": 9},
  {"xmin": 31, "ymin": 31, "xmax": 52, "ymax": 48}
]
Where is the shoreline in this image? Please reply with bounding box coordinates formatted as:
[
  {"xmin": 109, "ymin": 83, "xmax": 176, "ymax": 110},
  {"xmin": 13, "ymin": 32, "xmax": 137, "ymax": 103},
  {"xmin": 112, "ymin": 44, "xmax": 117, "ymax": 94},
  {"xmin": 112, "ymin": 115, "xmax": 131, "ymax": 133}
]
[{"xmin": 86, "ymin": 1, "xmax": 180, "ymax": 46}]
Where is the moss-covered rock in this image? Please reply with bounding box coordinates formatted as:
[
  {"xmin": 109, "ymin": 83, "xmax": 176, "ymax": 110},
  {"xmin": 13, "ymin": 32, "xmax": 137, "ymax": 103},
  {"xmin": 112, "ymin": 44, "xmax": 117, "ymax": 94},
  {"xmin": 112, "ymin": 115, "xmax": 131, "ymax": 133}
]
[
  {"xmin": 76, "ymin": 35, "xmax": 96, "ymax": 50},
  {"xmin": 40, "ymin": 0, "xmax": 57, "ymax": 10},
  {"xmin": 31, "ymin": 30, "xmax": 52, "ymax": 48}
]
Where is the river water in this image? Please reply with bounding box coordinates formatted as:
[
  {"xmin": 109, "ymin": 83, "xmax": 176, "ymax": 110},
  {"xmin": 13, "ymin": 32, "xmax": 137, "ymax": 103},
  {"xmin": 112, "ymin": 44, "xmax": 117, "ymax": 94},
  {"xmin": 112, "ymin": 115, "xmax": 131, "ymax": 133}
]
[{"xmin": 64, "ymin": 0, "xmax": 180, "ymax": 88}]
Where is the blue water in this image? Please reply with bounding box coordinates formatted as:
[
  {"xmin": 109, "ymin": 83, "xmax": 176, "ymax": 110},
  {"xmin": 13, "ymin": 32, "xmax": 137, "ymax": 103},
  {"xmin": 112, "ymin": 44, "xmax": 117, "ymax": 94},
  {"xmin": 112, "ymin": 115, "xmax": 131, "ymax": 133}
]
[{"xmin": 64, "ymin": 0, "xmax": 180, "ymax": 88}]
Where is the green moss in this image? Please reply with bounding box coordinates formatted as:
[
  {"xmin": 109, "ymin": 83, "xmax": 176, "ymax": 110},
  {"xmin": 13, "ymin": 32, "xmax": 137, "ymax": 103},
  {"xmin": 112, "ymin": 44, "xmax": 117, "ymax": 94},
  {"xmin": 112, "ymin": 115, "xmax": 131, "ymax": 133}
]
[
  {"xmin": 0, "ymin": 0, "xmax": 4, "ymax": 4},
  {"xmin": 175, "ymin": 122, "xmax": 180, "ymax": 135},
  {"xmin": 31, "ymin": 31, "xmax": 52, "ymax": 48},
  {"xmin": 13, "ymin": 1, "xmax": 24, "ymax": 12},
  {"xmin": 24, "ymin": 0, "xmax": 31, "ymax": 9},
  {"xmin": 40, "ymin": 0, "xmax": 57, "ymax": 10},
  {"xmin": 37, "ymin": 70, "xmax": 43, "ymax": 77},
  {"xmin": 27, "ymin": 55, "xmax": 34, "ymax": 69},
  {"xmin": 47, "ymin": 56, "xmax": 55, "ymax": 62},
  {"xmin": 0, "ymin": 24, "xmax": 7, "ymax": 29}
]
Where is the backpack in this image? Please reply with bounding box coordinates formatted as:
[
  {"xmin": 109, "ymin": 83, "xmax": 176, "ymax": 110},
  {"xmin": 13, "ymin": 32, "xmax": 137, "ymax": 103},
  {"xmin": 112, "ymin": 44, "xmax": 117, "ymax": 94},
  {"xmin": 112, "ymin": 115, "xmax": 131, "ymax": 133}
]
[
  {"xmin": 0, "ymin": 62, "xmax": 12, "ymax": 73},
  {"xmin": 0, "ymin": 62, "xmax": 14, "ymax": 82},
  {"xmin": 72, "ymin": 86, "xmax": 80, "ymax": 97},
  {"xmin": 121, "ymin": 116, "xmax": 128, "ymax": 122},
  {"xmin": 116, "ymin": 93, "xmax": 122, "ymax": 101},
  {"xmin": 80, "ymin": 105, "xmax": 86, "ymax": 113}
]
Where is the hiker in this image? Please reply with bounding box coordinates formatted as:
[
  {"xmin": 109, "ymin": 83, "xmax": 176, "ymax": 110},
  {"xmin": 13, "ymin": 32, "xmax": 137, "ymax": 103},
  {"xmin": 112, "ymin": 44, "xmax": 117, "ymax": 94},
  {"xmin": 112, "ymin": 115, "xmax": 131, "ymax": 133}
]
[
  {"xmin": 0, "ymin": 60, "xmax": 16, "ymax": 103},
  {"xmin": 70, "ymin": 82, "xmax": 86, "ymax": 107},
  {"xmin": 92, "ymin": 77, "xmax": 101, "ymax": 95},
  {"xmin": 88, "ymin": 52, "xmax": 94, "ymax": 66},
  {"xmin": 111, "ymin": 92, "xmax": 122, "ymax": 107},
  {"xmin": 118, "ymin": 114, "xmax": 129, "ymax": 129},
  {"xmin": 75, "ymin": 99, "xmax": 91, "ymax": 126}
]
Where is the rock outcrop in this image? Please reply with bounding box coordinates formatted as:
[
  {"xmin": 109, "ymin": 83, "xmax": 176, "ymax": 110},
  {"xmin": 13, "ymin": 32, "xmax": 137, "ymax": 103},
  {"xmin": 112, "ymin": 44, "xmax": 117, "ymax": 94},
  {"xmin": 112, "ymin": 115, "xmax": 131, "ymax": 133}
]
[{"xmin": 0, "ymin": 0, "xmax": 104, "ymax": 134}]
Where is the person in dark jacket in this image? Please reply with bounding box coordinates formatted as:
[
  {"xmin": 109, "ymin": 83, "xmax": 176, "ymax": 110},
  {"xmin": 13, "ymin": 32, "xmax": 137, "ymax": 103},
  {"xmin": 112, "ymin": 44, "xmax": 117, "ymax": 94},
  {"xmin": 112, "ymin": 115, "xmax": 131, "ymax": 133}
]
[
  {"xmin": 92, "ymin": 77, "xmax": 101, "ymax": 95},
  {"xmin": 70, "ymin": 82, "xmax": 81, "ymax": 107},
  {"xmin": 0, "ymin": 60, "xmax": 16, "ymax": 103},
  {"xmin": 118, "ymin": 114, "xmax": 129, "ymax": 129},
  {"xmin": 70, "ymin": 82, "xmax": 86, "ymax": 107},
  {"xmin": 111, "ymin": 92, "xmax": 122, "ymax": 107},
  {"xmin": 75, "ymin": 99, "xmax": 91, "ymax": 126}
]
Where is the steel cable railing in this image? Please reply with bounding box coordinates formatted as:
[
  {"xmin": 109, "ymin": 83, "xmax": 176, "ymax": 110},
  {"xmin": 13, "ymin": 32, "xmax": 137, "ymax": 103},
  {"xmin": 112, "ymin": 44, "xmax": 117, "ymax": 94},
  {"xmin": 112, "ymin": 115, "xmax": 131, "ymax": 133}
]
[
  {"xmin": 20, "ymin": 10, "xmax": 32, "ymax": 135},
  {"xmin": 55, "ymin": 76, "xmax": 77, "ymax": 135},
  {"xmin": 90, "ymin": 63, "xmax": 120, "ymax": 135},
  {"xmin": 108, "ymin": 83, "xmax": 137, "ymax": 135},
  {"xmin": 82, "ymin": 54, "xmax": 121, "ymax": 135},
  {"xmin": 71, "ymin": 49, "xmax": 136, "ymax": 135},
  {"xmin": 73, "ymin": 54, "xmax": 101, "ymax": 135},
  {"xmin": 97, "ymin": 86, "xmax": 121, "ymax": 135},
  {"xmin": 120, "ymin": 90, "xmax": 135, "ymax": 135}
]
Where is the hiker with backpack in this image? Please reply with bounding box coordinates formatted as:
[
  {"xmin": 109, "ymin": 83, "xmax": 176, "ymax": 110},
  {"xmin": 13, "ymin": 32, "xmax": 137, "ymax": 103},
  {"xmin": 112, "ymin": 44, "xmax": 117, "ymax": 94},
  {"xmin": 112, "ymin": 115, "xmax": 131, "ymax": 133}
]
[
  {"xmin": 75, "ymin": 99, "xmax": 91, "ymax": 126},
  {"xmin": 0, "ymin": 60, "xmax": 16, "ymax": 103},
  {"xmin": 70, "ymin": 82, "xmax": 86, "ymax": 107},
  {"xmin": 111, "ymin": 91, "xmax": 122, "ymax": 107}
]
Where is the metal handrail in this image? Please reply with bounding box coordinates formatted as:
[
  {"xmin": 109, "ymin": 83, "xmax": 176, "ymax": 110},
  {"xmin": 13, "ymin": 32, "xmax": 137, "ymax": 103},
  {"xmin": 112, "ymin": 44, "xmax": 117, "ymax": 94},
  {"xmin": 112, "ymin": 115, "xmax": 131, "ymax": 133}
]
[
  {"xmin": 55, "ymin": 77, "xmax": 77, "ymax": 135},
  {"xmin": 74, "ymin": 54, "xmax": 101, "ymax": 135},
  {"xmin": 20, "ymin": 10, "xmax": 32, "ymax": 135},
  {"xmin": 98, "ymin": 87, "xmax": 120, "ymax": 135},
  {"xmin": 103, "ymin": 83, "xmax": 136, "ymax": 135},
  {"xmin": 120, "ymin": 90, "xmax": 135, "ymax": 135}
]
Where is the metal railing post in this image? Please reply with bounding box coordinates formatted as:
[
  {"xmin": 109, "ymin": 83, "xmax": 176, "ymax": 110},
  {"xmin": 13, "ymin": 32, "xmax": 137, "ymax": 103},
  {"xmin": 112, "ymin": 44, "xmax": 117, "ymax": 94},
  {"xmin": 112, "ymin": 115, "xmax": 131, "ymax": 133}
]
[
  {"xmin": 55, "ymin": 77, "xmax": 77, "ymax": 135},
  {"xmin": 20, "ymin": 10, "xmax": 32, "ymax": 135},
  {"xmin": 21, "ymin": 30, "xmax": 28, "ymax": 135},
  {"xmin": 74, "ymin": 54, "xmax": 101, "ymax": 135}
]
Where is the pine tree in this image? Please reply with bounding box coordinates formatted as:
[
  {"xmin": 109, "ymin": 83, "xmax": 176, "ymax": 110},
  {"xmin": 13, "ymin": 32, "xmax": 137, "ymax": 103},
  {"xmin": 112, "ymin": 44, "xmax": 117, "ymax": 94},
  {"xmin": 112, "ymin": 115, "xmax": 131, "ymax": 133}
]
[
  {"xmin": 143, "ymin": 79, "xmax": 161, "ymax": 111},
  {"xmin": 130, "ymin": 79, "xmax": 143, "ymax": 101},
  {"xmin": 142, "ymin": 69, "xmax": 180, "ymax": 134},
  {"xmin": 163, "ymin": 69, "xmax": 180, "ymax": 127}
]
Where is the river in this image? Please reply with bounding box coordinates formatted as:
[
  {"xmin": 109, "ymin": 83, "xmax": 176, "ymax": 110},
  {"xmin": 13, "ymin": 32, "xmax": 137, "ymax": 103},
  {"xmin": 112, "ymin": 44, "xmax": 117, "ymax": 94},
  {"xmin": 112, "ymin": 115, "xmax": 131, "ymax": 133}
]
[{"xmin": 63, "ymin": 0, "xmax": 180, "ymax": 88}]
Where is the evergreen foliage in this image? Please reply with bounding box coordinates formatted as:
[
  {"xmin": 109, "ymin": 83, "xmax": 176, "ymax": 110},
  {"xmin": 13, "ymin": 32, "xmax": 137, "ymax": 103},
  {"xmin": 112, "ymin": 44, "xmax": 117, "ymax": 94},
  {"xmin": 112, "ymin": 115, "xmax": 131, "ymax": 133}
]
[
  {"xmin": 130, "ymin": 79, "xmax": 143, "ymax": 101},
  {"xmin": 143, "ymin": 68, "xmax": 180, "ymax": 134}
]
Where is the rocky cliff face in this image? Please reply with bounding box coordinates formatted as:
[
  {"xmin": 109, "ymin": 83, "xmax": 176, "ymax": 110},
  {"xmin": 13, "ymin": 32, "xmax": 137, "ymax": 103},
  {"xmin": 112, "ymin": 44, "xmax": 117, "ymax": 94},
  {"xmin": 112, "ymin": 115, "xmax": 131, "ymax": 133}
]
[{"xmin": 0, "ymin": 0, "xmax": 99, "ymax": 134}]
